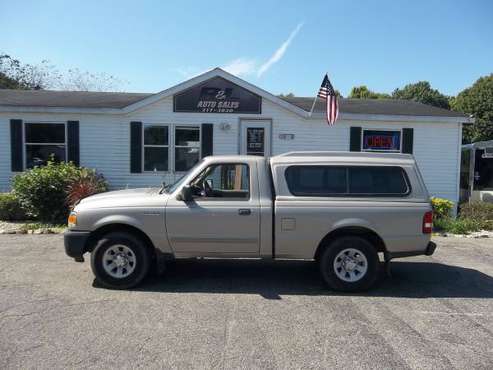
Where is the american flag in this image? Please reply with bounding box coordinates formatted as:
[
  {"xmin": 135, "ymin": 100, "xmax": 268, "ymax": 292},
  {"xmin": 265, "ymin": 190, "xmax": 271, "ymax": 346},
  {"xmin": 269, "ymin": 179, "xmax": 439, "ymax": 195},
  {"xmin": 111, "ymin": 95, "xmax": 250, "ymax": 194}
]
[{"xmin": 317, "ymin": 74, "xmax": 339, "ymax": 125}]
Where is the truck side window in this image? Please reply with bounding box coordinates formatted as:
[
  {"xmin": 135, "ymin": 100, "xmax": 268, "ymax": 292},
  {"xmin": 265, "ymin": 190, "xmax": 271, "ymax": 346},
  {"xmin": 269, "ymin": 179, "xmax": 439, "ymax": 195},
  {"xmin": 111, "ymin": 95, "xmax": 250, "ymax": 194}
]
[
  {"xmin": 195, "ymin": 164, "xmax": 250, "ymax": 199},
  {"xmin": 285, "ymin": 165, "xmax": 410, "ymax": 197},
  {"xmin": 285, "ymin": 166, "xmax": 346, "ymax": 196}
]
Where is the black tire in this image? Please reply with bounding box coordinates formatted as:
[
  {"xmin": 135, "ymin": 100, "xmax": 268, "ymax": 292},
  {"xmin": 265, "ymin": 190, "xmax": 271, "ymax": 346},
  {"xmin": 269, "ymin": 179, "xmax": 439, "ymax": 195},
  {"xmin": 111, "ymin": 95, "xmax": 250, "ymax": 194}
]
[
  {"xmin": 319, "ymin": 236, "xmax": 378, "ymax": 292},
  {"xmin": 90, "ymin": 232, "xmax": 151, "ymax": 289}
]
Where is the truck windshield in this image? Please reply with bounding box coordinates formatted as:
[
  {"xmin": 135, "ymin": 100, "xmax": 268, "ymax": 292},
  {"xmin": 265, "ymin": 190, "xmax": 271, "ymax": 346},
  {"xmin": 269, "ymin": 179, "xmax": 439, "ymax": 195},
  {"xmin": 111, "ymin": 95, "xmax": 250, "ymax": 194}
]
[{"xmin": 164, "ymin": 160, "xmax": 204, "ymax": 193}]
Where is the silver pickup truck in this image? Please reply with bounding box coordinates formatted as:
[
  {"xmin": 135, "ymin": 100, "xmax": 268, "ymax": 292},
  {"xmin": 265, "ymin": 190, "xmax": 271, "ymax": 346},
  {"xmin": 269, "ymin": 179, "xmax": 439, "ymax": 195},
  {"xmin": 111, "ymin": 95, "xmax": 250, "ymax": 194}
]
[{"xmin": 64, "ymin": 152, "xmax": 435, "ymax": 292}]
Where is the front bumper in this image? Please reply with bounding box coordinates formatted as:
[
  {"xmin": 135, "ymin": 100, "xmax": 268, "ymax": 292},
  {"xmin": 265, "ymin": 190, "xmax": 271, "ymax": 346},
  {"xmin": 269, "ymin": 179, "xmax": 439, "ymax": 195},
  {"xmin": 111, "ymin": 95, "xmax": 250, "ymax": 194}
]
[
  {"xmin": 64, "ymin": 230, "xmax": 91, "ymax": 262},
  {"xmin": 385, "ymin": 241, "xmax": 437, "ymax": 261}
]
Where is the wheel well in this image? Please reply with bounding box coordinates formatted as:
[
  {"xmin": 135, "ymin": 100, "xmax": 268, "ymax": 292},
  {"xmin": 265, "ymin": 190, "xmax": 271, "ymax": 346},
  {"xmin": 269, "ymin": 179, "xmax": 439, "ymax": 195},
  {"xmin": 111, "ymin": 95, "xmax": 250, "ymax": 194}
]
[
  {"xmin": 85, "ymin": 223, "xmax": 156, "ymax": 258},
  {"xmin": 314, "ymin": 227, "xmax": 386, "ymax": 261}
]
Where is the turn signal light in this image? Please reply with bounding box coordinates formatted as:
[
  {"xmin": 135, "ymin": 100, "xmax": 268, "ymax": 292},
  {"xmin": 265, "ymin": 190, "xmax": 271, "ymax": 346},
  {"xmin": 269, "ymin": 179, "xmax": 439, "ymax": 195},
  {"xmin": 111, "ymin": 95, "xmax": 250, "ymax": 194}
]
[
  {"xmin": 68, "ymin": 213, "xmax": 77, "ymax": 227},
  {"xmin": 422, "ymin": 211, "xmax": 433, "ymax": 234}
]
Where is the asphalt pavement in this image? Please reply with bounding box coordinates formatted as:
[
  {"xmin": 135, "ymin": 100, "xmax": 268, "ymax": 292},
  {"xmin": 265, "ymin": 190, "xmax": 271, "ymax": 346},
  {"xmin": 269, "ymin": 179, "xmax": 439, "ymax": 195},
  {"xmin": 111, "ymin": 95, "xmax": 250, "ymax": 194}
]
[{"xmin": 1, "ymin": 235, "xmax": 493, "ymax": 369}]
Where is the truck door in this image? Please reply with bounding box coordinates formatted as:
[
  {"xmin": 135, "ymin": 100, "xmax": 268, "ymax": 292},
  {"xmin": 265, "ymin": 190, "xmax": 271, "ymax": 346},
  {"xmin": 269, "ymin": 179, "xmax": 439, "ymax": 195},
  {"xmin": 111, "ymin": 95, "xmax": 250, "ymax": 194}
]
[{"xmin": 166, "ymin": 162, "xmax": 261, "ymax": 256}]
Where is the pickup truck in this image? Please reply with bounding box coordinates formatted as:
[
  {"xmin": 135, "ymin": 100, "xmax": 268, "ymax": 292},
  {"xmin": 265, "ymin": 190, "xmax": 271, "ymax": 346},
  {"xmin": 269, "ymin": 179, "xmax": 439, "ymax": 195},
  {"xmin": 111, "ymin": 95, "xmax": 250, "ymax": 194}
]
[{"xmin": 64, "ymin": 151, "xmax": 436, "ymax": 292}]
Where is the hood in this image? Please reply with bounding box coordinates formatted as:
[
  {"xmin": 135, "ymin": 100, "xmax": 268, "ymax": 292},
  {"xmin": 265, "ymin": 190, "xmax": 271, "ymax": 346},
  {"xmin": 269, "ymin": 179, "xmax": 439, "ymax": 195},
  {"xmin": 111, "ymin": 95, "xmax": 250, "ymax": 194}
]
[{"xmin": 76, "ymin": 187, "xmax": 168, "ymax": 210}]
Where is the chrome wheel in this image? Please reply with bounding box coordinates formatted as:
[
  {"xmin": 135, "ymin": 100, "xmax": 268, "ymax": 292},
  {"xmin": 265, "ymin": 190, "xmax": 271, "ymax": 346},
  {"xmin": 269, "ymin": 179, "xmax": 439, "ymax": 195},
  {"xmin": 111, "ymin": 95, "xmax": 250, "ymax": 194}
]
[
  {"xmin": 333, "ymin": 248, "xmax": 368, "ymax": 283},
  {"xmin": 102, "ymin": 245, "xmax": 136, "ymax": 279}
]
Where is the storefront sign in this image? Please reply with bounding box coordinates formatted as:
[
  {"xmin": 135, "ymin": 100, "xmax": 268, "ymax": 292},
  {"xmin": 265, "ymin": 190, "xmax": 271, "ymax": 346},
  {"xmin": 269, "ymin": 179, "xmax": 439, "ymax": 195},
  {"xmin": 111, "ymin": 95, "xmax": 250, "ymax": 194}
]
[
  {"xmin": 362, "ymin": 130, "xmax": 401, "ymax": 152},
  {"xmin": 174, "ymin": 77, "xmax": 262, "ymax": 114},
  {"xmin": 246, "ymin": 127, "xmax": 265, "ymax": 155}
]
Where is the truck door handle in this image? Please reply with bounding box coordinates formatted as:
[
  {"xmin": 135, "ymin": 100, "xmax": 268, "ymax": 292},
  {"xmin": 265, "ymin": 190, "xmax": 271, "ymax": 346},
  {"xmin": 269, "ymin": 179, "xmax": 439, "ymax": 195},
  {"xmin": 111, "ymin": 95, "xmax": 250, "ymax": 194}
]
[{"xmin": 238, "ymin": 209, "xmax": 251, "ymax": 216}]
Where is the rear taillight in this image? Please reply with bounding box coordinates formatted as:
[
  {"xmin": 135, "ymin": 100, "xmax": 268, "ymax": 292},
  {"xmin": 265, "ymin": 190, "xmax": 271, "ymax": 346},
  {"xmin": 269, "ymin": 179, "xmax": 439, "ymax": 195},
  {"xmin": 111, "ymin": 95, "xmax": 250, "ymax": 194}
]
[{"xmin": 422, "ymin": 211, "xmax": 433, "ymax": 234}]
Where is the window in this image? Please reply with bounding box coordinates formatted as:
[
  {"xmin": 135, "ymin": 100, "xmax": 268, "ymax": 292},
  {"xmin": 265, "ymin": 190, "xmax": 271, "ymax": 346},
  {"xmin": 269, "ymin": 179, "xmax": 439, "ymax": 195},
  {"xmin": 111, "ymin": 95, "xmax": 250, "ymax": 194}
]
[
  {"xmin": 25, "ymin": 123, "xmax": 66, "ymax": 168},
  {"xmin": 285, "ymin": 166, "xmax": 346, "ymax": 196},
  {"xmin": 348, "ymin": 167, "xmax": 409, "ymax": 195},
  {"xmin": 175, "ymin": 126, "xmax": 200, "ymax": 172},
  {"xmin": 285, "ymin": 166, "xmax": 410, "ymax": 197},
  {"xmin": 192, "ymin": 164, "xmax": 250, "ymax": 199},
  {"xmin": 143, "ymin": 125, "xmax": 169, "ymax": 172},
  {"xmin": 362, "ymin": 130, "xmax": 401, "ymax": 152}
]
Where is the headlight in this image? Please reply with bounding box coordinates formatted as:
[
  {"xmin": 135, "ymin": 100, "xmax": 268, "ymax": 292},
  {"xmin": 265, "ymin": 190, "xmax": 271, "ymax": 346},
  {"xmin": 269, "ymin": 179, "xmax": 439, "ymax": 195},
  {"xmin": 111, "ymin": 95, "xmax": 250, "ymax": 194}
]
[{"xmin": 68, "ymin": 212, "xmax": 77, "ymax": 227}]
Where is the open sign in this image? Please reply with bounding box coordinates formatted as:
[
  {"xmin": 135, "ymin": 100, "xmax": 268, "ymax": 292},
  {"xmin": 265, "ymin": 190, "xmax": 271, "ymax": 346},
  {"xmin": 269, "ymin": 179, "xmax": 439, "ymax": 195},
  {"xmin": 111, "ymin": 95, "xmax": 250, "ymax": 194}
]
[{"xmin": 362, "ymin": 130, "xmax": 401, "ymax": 151}]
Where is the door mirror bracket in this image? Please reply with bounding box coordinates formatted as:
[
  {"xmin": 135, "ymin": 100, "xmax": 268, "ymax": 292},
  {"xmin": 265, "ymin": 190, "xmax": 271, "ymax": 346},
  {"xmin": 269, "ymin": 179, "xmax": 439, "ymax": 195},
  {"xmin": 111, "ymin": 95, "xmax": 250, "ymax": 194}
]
[{"xmin": 176, "ymin": 185, "xmax": 193, "ymax": 202}]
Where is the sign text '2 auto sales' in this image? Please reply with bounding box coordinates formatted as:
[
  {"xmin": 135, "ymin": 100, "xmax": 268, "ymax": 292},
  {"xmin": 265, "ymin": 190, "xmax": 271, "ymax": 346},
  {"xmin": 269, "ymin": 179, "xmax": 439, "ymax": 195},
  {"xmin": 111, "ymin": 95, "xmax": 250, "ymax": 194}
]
[{"xmin": 173, "ymin": 77, "xmax": 262, "ymax": 114}]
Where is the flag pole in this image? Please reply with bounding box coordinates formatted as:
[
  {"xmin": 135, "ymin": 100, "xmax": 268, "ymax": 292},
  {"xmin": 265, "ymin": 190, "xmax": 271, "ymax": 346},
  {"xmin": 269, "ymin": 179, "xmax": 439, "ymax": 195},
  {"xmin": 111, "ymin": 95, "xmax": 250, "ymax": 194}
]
[{"xmin": 308, "ymin": 95, "xmax": 318, "ymax": 117}]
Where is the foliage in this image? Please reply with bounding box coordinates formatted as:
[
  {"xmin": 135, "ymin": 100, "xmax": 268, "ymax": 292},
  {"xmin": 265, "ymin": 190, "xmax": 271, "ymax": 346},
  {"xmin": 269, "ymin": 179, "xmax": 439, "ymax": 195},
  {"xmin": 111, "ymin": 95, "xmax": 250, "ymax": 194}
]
[
  {"xmin": 66, "ymin": 168, "xmax": 108, "ymax": 209},
  {"xmin": 392, "ymin": 81, "xmax": 450, "ymax": 109},
  {"xmin": 451, "ymin": 74, "xmax": 493, "ymax": 143},
  {"xmin": 348, "ymin": 85, "xmax": 390, "ymax": 99},
  {"xmin": 459, "ymin": 201, "xmax": 493, "ymax": 223},
  {"xmin": 433, "ymin": 201, "xmax": 493, "ymax": 234},
  {"xmin": 278, "ymin": 92, "xmax": 296, "ymax": 98},
  {"xmin": 433, "ymin": 217, "xmax": 484, "ymax": 234},
  {"xmin": 12, "ymin": 161, "xmax": 107, "ymax": 222},
  {"xmin": 19, "ymin": 222, "xmax": 67, "ymax": 233},
  {"xmin": 430, "ymin": 197, "xmax": 454, "ymax": 220},
  {"xmin": 0, "ymin": 53, "xmax": 125, "ymax": 91},
  {"xmin": 0, "ymin": 54, "xmax": 55, "ymax": 90},
  {"xmin": 0, "ymin": 193, "xmax": 27, "ymax": 221}
]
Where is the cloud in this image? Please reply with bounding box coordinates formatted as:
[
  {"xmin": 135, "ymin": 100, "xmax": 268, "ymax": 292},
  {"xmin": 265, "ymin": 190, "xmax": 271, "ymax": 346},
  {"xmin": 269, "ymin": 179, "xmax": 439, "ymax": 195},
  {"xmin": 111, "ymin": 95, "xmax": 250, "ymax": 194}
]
[
  {"xmin": 221, "ymin": 58, "xmax": 257, "ymax": 77},
  {"xmin": 173, "ymin": 22, "xmax": 303, "ymax": 80},
  {"xmin": 257, "ymin": 22, "xmax": 303, "ymax": 77}
]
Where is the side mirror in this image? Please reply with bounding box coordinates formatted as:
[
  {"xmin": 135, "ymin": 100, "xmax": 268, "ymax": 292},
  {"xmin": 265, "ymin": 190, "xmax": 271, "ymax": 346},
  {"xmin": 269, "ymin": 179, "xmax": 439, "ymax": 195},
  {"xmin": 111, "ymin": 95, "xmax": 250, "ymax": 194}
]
[{"xmin": 177, "ymin": 185, "xmax": 193, "ymax": 202}]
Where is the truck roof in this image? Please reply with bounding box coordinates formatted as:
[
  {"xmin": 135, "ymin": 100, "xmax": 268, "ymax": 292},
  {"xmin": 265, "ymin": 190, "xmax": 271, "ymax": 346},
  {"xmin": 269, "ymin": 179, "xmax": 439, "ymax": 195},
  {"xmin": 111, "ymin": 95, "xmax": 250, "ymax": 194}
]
[
  {"xmin": 204, "ymin": 152, "xmax": 416, "ymax": 166},
  {"xmin": 270, "ymin": 151, "xmax": 416, "ymax": 166}
]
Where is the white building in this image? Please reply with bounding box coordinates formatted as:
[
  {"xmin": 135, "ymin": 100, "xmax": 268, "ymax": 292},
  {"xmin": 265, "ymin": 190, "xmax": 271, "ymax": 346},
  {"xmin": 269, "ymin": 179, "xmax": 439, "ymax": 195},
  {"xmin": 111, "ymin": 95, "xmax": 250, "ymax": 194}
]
[{"xmin": 0, "ymin": 68, "xmax": 472, "ymax": 206}]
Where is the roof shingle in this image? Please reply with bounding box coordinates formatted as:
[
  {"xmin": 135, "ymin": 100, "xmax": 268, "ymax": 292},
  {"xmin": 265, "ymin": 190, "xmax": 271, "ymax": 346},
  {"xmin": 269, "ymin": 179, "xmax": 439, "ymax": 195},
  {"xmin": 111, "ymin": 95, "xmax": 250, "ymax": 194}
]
[{"xmin": 0, "ymin": 89, "xmax": 468, "ymax": 118}]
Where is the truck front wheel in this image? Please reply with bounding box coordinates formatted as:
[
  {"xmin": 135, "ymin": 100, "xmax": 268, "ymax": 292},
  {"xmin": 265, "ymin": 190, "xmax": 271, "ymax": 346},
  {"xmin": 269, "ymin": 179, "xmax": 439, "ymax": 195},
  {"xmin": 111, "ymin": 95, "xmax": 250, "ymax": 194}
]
[
  {"xmin": 319, "ymin": 236, "xmax": 378, "ymax": 292},
  {"xmin": 90, "ymin": 232, "xmax": 151, "ymax": 289}
]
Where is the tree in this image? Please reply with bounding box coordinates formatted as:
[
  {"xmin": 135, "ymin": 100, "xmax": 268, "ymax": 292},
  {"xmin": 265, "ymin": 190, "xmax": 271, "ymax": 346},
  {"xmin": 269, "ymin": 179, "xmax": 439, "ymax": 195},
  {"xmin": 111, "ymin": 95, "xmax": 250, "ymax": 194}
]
[
  {"xmin": 451, "ymin": 74, "xmax": 493, "ymax": 143},
  {"xmin": 0, "ymin": 71, "xmax": 22, "ymax": 89},
  {"xmin": 278, "ymin": 92, "xmax": 296, "ymax": 98},
  {"xmin": 0, "ymin": 54, "xmax": 125, "ymax": 91},
  {"xmin": 0, "ymin": 54, "xmax": 55, "ymax": 89},
  {"xmin": 392, "ymin": 81, "xmax": 450, "ymax": 109},
  {"xmin": 348, "ymin": 85, "xmax": 390, "ymax": 99}
]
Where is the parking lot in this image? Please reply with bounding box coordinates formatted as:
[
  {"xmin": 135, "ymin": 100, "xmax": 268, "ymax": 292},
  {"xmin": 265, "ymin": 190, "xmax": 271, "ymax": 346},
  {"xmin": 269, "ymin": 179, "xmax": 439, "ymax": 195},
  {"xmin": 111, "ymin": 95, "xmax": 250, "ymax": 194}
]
[{"xmin": 1, "ymin": 235, "xmax": 493, "ymax": 369}]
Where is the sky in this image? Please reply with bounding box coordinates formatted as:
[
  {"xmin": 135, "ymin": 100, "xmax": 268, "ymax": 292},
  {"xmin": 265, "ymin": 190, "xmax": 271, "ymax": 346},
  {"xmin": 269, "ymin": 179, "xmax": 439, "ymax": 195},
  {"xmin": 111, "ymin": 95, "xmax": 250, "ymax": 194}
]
[{"xmin": 1, "ymin": 0, "xmax": 492, "ymax": 96}]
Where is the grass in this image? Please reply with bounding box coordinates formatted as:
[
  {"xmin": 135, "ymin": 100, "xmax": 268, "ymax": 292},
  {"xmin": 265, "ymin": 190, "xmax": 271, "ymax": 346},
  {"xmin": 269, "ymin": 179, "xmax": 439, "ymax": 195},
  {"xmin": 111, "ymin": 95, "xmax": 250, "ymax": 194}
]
[
  {"xmin": 18, "ymin": 222, "xmax": 67, "ymax": 233},
  {"xmin": 433, "ymin": 217, "xmax": 491, "ymax": 235}
]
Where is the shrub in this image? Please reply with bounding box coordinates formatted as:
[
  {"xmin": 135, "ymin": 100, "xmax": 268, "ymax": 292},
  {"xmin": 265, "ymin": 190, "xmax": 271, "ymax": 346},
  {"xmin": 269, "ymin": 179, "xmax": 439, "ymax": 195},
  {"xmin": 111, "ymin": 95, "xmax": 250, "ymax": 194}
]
[
  {"xmin": 12, "ymin": 161, "xmax": 107, "ymax": 223},
  {"xmin": 434, "ymin": 217, "xmax": 484, "ymax": 234},
  {"xmin": 0, "ymin": 193, "xmax": 27, "ymax": 221},
  {"xmin": 430, "ymin": 197, "xmax": 454, "ymax": 220},
  {"xmin": 66, "ymin": 168, "xmax": 108, "ymax": 209},
  {"xmin": 460, "ymin": 201, "xmax": 493, "ymax": 222}
]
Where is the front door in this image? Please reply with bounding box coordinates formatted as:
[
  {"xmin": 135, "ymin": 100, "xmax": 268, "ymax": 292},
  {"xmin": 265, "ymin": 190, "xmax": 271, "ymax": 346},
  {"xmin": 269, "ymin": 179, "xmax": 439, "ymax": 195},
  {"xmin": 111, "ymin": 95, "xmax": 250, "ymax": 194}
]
[
  {"xmin": 166, "ymin": 162, "xmax": 260, "ymax": 257},
  {"xmin": 240, "ymin": 120, "xmax": 271, "ymax": 157}
]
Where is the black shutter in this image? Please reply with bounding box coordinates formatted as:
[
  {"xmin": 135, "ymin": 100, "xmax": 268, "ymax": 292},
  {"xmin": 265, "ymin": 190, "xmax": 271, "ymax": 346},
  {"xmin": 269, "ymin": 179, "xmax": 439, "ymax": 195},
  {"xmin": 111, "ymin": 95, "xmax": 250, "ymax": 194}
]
[
  {"xmin": 67, "ymin": 121, "xmax": 80, "ymax": 166},
  {"xmin": 402, "ymin": 128, "xmax": 414, "ymax": 154},
  {"xmin": 349, "ymin": 127, "xmax": 362, "ymax": 152},
  {"xmin": 10, "ymin": 119, "xmax": 23, "ymax": 171},
  {"xmin": 130, "ymin": 121, "xmax": 142, "ymax": 173},
  {"xmin": 201, "ymin": 123, "xmax": 213, "ymax": 157}
]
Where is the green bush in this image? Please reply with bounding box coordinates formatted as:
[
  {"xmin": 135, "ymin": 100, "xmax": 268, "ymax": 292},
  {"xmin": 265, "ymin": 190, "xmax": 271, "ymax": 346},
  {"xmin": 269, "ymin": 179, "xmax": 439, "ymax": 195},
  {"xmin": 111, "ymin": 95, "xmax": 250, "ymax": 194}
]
[
  {"xmin": 430, "ymin": 197, "xmax": 454, "ymax": 220},
  {"xmin": 0, "ymin": 193, "xmax": 27, "ymax": 221},
  {"xmin": 12, "ymin": 161, "xmax": 107, "ymax": 223},
  {"xmin": 434, "ymin": 217, "xmax": 484, "ymax": 234}
]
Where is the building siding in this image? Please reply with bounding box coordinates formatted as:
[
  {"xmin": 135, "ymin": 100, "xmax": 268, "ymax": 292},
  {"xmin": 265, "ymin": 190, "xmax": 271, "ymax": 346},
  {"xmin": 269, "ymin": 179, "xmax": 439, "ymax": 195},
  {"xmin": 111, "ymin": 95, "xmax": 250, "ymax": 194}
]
[{"xmin": 0, "ymin": 97, "xmax": 462, "ymax": 205}]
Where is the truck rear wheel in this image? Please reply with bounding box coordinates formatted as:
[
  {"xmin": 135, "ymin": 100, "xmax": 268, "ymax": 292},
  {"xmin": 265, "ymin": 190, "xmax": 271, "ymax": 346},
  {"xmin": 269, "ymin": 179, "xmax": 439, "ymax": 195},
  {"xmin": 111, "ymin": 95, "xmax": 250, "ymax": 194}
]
[
  {"xmin": 319, "ymin": 236, "xmax": 378, "ymax": 292},
  {"xmin": 90, "ymin": 232, "xmax": 151, "ymax": 289}
]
